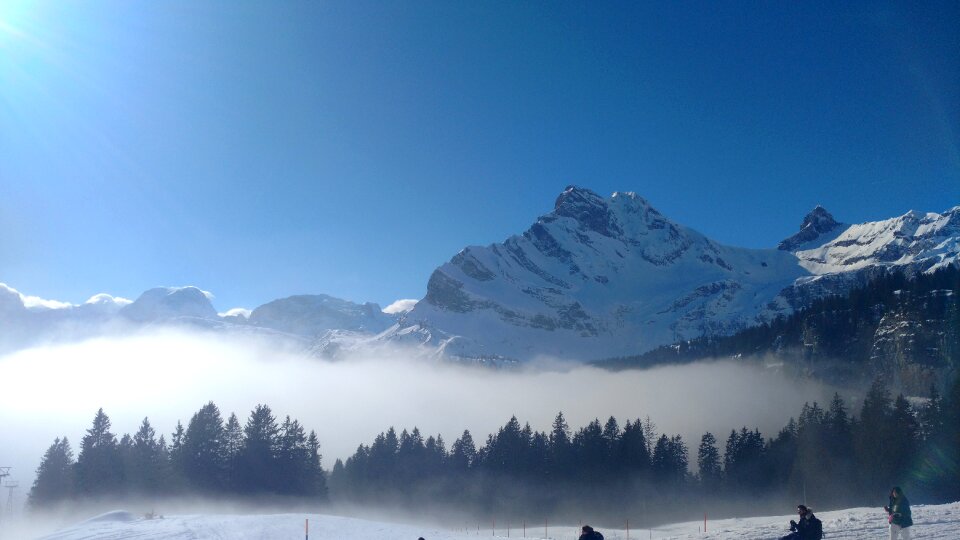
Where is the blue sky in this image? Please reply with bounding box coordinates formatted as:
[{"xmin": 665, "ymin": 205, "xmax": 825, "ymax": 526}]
[{"xmin": 1, "ymin": 1, "xmax": 957, "ymax": 310}]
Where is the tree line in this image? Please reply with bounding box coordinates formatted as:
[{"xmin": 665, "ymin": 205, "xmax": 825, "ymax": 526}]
[
  {"xmin": 325, "ymin": 376, "xmax": 958, "ymax": 523},
  {"xmin": 28, "ymin": 402, "xmax": 327, "ymax": 507},
  {"xmin": 29, "ymin": 376, "xmax": 959, "ymax": 527}
]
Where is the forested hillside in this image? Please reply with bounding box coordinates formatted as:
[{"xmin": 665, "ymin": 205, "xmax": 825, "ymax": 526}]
[{"xmin": 603, "ymin": 266, "xmax": 960, "ymax": 394}]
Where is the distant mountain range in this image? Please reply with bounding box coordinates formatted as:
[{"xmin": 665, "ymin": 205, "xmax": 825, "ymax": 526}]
[{"xmin": 2, "ymin": 187, "xmax": 957, "ymax": 364}]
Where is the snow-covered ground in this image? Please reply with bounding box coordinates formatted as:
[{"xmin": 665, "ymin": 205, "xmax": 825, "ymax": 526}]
[{"xmin": 24, "ymin": 501, "xmax": 960, "ymax": 539}]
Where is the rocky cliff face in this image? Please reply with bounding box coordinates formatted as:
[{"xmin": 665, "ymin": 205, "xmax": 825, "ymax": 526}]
[{"xmin": 871, "ymin": 289, "xmax": 959, "ymax": 393}]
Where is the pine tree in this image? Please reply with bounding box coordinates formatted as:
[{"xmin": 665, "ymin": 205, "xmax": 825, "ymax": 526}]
[
  {"xmin": 617, "ymin": 419, "xmax": 650, "ymax": 477},
  {"xmin": 328, "ymin": 458, "xmax": 346, "ymax": 498},
  {"xmin": 697, "ymin": 432, "xmax": 721, "ymax": 488},
  {"xmin": 182, "ymin": 401, "xmax": 227, "ymax": 492},
  {"xmin": 223, "ymin": 412, "xmax": 244, "ymax": 490},
  {"xmin": 118, "ymin": 433, "xmax": 135, "ymax": 493},
  {"xmin": 277, "ymin": 415, "xmax": 310, "ymax": 495},
  {"xmin": 75, "ymin": 408, "xmax": 121, "ymax": 496},
  {"xmin": 129, "ymin": 417, "xmax": 165, "ymax": 493},
  {"xmin": 888, "ymin": 394, "xmax": 919, "ymax": 483},
  {"xmin": 450, "ymin": 430, "xmax": 477, "ymax": 471},
  {"xmin": 822, "ymin": 394, "xmax": 855, "ymax": 503},
  {"xmin": 642, "ymin": 416, "xmax": 658, "ymax": 457},
  {"xmin": 652, "ymin": 434, "xmax": 687, "ymax": 485},
  {"xmin": 306, "ymin": 430, "xmax": 328, "ymax": 499},
  {"xmin": 549, "ymin": 412, "xmax": 572, "ymax": 479},
  {"xmin": 572, "ymin": 419, "xmax": 605, "ymax": 480},
  {"xmin": 29, "ymin": 437, "xmax": 75, "ymax": 507},
  {"xmin": 239, "ymin": 404, "xmax": 280, "ymax": 493},
  {"xmin": 168, "ymin": 420, "xmax": 186, "ymax": 490},
  {"xmin": 856, "ymin": 377, "xmax": 894, "ymax": 493}
]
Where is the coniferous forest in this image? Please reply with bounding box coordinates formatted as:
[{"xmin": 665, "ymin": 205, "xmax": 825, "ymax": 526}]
[
  {"xmin": 28, "ymin": 377, "xmax": 960, "ymax": 527},
  {"xmin": 29, "ymin": 403, "xmax": 328, "ymax": 508},
  {"xmin": 603, "ymin": 265, "xmax": 960, "ymax": 395}
]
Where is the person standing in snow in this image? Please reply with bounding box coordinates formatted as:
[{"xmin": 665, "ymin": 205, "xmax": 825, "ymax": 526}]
[
  {"xmin": 885, "ymin": 486, "xmax": 913, "ymax": 539},
  {"xmin": 779, "ymin": 505, "xmax": 823, "ymax": 540},
  {"xmin": 578, "ymin": 525, "xmax": 604, "ymax": 540}
]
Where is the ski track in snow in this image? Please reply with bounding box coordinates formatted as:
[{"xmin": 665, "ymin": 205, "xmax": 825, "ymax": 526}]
[{"xmin": 32, "ymin": 501, "xmax": 960, "ymax": 540}]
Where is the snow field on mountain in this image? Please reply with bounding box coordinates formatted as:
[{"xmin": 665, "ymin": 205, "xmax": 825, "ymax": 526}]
[{"xmin": 38, "ymin": 501, "xmax": 960, "ymax": 539}]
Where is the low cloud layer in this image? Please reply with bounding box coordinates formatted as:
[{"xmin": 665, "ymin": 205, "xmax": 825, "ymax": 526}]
[{"xmin": 0, "ymin": 330, "xmax": 837, "ymax": 496}]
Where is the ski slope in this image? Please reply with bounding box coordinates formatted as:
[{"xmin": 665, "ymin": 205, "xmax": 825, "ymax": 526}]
[{"xmin": 35, "ymin": 501, "xmax": 960, "ymax": 539}]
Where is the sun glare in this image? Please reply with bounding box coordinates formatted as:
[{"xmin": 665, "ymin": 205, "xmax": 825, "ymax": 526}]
[{"xmin": 0, "ymin": 1, "xmax": 31, "ymax": 46}]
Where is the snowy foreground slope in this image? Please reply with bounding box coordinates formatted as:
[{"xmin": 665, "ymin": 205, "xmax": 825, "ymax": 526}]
[{"xmin": 38, "ymin": 502, "xmax": 960, "ymax": 540}]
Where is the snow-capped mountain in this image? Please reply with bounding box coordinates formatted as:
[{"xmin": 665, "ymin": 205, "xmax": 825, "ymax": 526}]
[
  {"xmin": 382, "ymin": 186, "xmax": 806, "ymax": 361},
  {"xmin": 120, "ymin": 287, "xmax": 218, "ymax": 322},
  {"xmin": 379, "ymin": 187, "xmax": 959, "ymax": 362},
  {"xmin": 248, "ymin": 294, "xmax": 395, "ymax": 337},
  {"xmin": 0, "ymin": 283, "xmax": 396, "ymax": 354},
  {"xmin": 793, "ymin": 206, "xmax": 959, "ymax": 274}
]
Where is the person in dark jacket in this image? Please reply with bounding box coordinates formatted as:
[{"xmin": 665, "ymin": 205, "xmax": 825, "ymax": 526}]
[
  {"xmin": 780, "ymin": 505, "xmax": 823, "ymax": 540},
  {"xmin": 884, "ymin": 486, "xmax": 913, "ymax": 539},
  {"xmin": 578, "ymin": 525, "xmax": 604, "ymax": 540}
]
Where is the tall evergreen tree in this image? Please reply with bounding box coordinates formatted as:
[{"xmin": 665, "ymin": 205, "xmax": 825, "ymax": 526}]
[
  {"xmin": 75, "ymin": 408, "xmax": 121, "ymax": 495},
  {"xmin": 306, "ymin": 430, "xmax": 328, "ymax": 498},
  {"xmin": 129, "ymin": 417, "xmax": 165, "ymax": 493},
  {"xmin": 549, "ymin": 412, "xmax": 572, "ymax": 478},
  {"xmin": 239, "ymin": 404, "xmax": 280, "ymax": 493},
  {"xmin": 223, "ymin": 412, "xmax": 244, "ymax": 489},
  {"xmin": 697, "ymin": 432, "xmax": 721, "ymax": 488},
  {"xmin": 888, "ymin": 394, "xmax": 919, "ymax": 483},
  {"xmin": 450, "ymin": 430, "xmax": 477, "ymax": 471},
  {"xmin": 29, "ymin": 437, "xmax": 75, "ymax": 507},
  {"xmin": 182, "ymin": 401, "xmax": 227, "ymax": 492},
  {"xmin": 276, "ymin": 415, "xmax": 311, "ymax": 495},
  {"xmin": 617, "ymin": 419, "xmax": 650, "ymax": 477},
  {"xmin": 168, "ymin": 421, "xmax": 187, "ymax": 489},
  {"xmin": 856, "ymin": 378, "xmax": 894, "ymax": 492}
]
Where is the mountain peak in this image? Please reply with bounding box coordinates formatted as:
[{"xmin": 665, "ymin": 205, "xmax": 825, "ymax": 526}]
[
  {"xmin": 779, "ymin": 206, "xmax": 843, "ymax": 251},
  {"xmin": 801, "ymin": 205, "xmax": 838, "ymax": 230},
  {"xmin": 120, "ymin": 286, "xmax": 218, "ymax": 322},
  {"xmin": 552, "ymin": 186, "xmax": 623, "ymax": 237}
]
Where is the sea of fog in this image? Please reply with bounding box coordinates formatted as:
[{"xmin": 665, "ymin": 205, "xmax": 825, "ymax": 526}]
[{"xmin": 0, "ymin": 329, "xmax": 840, "ymax": 501}]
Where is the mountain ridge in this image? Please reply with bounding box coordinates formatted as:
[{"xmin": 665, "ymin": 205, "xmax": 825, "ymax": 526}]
[{"xmin": 1, "ymin": 187, "xmax": 956, "ymax": 363}]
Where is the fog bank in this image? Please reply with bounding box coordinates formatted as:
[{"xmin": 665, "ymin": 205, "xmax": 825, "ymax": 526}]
[{"xmin": 0, "ymin": 329, "xmax": 838, "ymax": 500}]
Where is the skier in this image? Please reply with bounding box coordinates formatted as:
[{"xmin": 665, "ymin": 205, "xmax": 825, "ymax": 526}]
[
  {"xmin": 779, "ymin": 505, "xmax": 823, "ymax": 540},
  {"xmin": 884, "ymin": 486, "xmax": 913, "ymax": 540},
  {"xmin": 578, "ymin": 525, "xmax": 604, "ymax": 540}
]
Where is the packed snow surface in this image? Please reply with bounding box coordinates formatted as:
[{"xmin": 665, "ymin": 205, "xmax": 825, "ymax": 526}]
[{"xmin": 39, "ymin": 501, "xmax": 960, "ymax": 539}]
